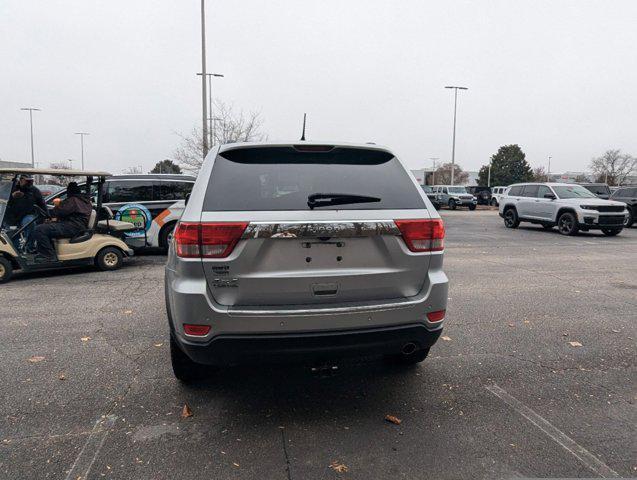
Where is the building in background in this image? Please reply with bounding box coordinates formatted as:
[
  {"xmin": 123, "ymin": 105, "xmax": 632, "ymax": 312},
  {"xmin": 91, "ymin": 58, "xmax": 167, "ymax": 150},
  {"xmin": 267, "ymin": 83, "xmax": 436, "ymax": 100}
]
[
  {"xmin": 410, "ymin": 168, "xmax": 435, "ymax": 185},
  {"xmin": 0, "ymin": 160, "xmax": 30, "ymax": 169}
]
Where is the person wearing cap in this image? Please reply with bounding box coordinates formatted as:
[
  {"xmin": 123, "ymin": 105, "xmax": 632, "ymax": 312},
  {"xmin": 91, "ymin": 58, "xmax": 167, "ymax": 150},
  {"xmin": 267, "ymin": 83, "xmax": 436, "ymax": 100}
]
[
  {"xmin": 32, "ymin": 182, "xmax": 92, "ymax": 261},
  {"xmin": 3, "ymin": 175, "xmax": 47, "ymax": 251}
]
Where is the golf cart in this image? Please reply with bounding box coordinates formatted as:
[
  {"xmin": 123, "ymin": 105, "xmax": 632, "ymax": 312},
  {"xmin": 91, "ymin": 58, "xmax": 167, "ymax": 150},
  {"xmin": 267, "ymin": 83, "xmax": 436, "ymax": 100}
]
[{"xmin": 0, "ymin": 168, "xmax": 136, "ymax": 283}]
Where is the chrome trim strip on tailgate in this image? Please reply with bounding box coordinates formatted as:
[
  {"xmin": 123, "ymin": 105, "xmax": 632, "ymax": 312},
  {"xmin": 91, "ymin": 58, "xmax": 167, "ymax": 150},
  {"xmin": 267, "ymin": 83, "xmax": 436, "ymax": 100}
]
[
  {"xmin": 228, "ymin": 296, "xmax": 424, "ymax": 316},
  {"xmin": 241, "ymin": 221, "xmax": 400, "ymax": 239}
]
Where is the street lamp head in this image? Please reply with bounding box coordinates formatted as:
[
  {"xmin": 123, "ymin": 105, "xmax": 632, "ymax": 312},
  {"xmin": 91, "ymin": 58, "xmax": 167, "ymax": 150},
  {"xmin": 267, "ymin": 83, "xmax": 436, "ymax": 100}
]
[
  {"xmin": 212, "ymin": 73, "xmax": 224, "ymax": 77},
  {"xmin": 21, "ymin": 107, "xmax": 41, "ymax": 111},
  {"xmin": 74, "ymin": 132, "xmax": 90, "ymax": 135},
  {"xmin": 444, "ymin": 86, "xmax": 468, "ymax": 90}
]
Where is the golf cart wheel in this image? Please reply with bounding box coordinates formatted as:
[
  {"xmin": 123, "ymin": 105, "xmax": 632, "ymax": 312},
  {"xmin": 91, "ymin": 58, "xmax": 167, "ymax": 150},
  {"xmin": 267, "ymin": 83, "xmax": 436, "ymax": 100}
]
[
  {"xmin": 385, "ymin": 347, "xmax": 430, "ymax": 366},
  {"xmin": 557, "ymin": 212, "xmax": 579, "ymax": 236},
  {"xmin": 96, "ymin": 247, "xmax": 123, "ymax": 271},
  {"xmin": 601, "ymin": 227, "xmax": 622, "ymax": 236},
  {"xmin": 0, "ymin": 257, "xmax": 13, "ymax": 284},
  {"xmin": 170, "ymin": 335, "xmax": 210, "ymax": 383},
  {"xmin": 541, "ymin": 223, "xmax": 554, "ymax": 230},
  {"xmin": 624, "ymin": 210, "xmax": 634, "ymax": 228},
  {"xmin": 448, "ymin": 199, "xmax": 457, "ymax": 210},
  {"xmin": 503, "ymin": 208, "xmax": 520, "ymax": 228},
  {"xmin": 468, "ymin": 204, "xmax": 476, "ymax": 211}
]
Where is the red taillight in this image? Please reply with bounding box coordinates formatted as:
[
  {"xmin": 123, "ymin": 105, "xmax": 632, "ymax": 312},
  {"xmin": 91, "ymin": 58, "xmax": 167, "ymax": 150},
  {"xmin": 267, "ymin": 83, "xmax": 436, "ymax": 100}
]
[
  {"xmin": 426, "ymin": 309, "xmax": 446, "ymax": 322},
  {"xmin": 200, "ymin": 222, "xmax": 248, "ymax": 258},
  {"xmin": 183, "ymin": 324, "xmax": 211, "ymax": 336},
  {"xmin": 394, "ymin": 219, "xmax": 445, "ymax": 252},
  {"xmin": 174, "ymin": 222, "xmax": 248, "ymax": 258},
  {"xmin": 174, "ymin": 222, "xmax": 201, "ymax": 258}
]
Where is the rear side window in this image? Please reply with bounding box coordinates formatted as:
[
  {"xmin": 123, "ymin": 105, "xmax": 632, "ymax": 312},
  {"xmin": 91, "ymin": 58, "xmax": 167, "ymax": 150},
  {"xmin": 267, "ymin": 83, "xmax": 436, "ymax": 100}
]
[
  {"xmin": 521, "ymin": 185, "xmax": 539, "ymax": 197},
  {"xmin": 508, "ymin": 186, "xmax": 523, "ymax": 196},
  {"xmin": 203, "ymin": 147, "xmax": 425, "ymax": 211},
  {"xmin": 157, "ymin": 181, "xmax": 193, "ymax": 201},
  {"xmin": 105, "ymin": 181, "xmax": 154, "ymax": 203}
]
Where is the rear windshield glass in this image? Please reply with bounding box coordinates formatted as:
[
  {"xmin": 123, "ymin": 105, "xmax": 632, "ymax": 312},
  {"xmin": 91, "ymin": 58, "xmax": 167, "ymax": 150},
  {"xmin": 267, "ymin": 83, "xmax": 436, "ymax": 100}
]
[{"xmin": 203, "ymin": 147, "xmax": 425, "ymax": 211}]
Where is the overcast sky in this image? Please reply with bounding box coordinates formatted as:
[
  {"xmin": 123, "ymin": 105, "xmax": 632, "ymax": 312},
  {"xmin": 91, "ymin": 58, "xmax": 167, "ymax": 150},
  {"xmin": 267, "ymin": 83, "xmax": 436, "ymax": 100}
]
[{"xmin": 1, "ymin": 0, "xmax": 636, "ymax": 174}]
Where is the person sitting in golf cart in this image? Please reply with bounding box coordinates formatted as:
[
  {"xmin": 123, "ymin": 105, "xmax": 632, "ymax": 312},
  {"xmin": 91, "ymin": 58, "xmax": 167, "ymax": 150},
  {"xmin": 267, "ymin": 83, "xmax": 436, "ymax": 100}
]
[
  {"xmin": 3, "ymin": 175, "xmax": 47, "ymax": 251},
  {"xmin": 32, "ymin": 182, "xmax": 92, "ymax": 262}
]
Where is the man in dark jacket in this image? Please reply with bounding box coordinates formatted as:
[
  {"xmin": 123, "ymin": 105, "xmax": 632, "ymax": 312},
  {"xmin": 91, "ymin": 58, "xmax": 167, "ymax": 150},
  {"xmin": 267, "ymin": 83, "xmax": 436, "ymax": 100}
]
[
  {"xmin": 33, "ymin": 182, "xmax": 92, "ymax": 261},
  {"xmin": 4, "ymin": 175, "xmax": 47, "ymax": 251}
]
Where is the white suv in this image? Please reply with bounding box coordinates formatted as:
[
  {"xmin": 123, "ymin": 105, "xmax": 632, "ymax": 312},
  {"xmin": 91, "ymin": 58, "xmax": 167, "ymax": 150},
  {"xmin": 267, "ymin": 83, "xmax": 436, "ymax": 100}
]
[
  {"xmin": 499, "ymin": 182, "xmax": 628, "ymax": 236},
  {"xmin": 490, "ymin": 186, "xmax": 507, "ymax": 206}
]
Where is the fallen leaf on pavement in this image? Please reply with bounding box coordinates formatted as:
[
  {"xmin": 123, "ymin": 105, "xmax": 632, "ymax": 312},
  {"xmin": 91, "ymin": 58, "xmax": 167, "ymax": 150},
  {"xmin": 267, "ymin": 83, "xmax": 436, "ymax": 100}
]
[
  {"xmin": 508, "ymin": 323, "xmax": 515, "ymax": 327},
  {"xmin": 27, "ymin": 356, "xmax": 45, "ymax": 363},
  {"xmin": 154, "ymin": 343, "xmax": 163, "ymax": 347},
  {"xmin": 562, "ymin": 332, "xmax": 568, "ymax": 336},
  {"xmin": 611, "ymin": 329, "xmax": 620, "ymax": 333},
  {"xmin": 181, "ymin": 404, "xmax": 193, "ymax": 418},
  {"xmin": 81, "ymin": 336, "xmax": 91, "ymax": 342},
  {"xmin": 385, "ymin": 415, "xmax": 402, "ymax": 425},
  {"xmin": 58, "ymin": 373, "xmax": 66, "ymax": 381},
  {"xmin": 568, "ymin": 341, "xmax": 583, "ymax": 347},
  {"xmin": 441, "ymin": 336, "xmax": 451, "ymax": 341},
  {"xmin": 329, "ymin": 461, "xmax": 349, "ymax": 473},
  {"xmin": 233, "ymin": 463, "xmax": 240, "ymax": 468},
  {"xmin": 523, "ymin": 320, "xmax": 530, "ymax": 324},
  {"xmin": 123, "ymin": 310, "xmax": 133, "ymax": 315}
]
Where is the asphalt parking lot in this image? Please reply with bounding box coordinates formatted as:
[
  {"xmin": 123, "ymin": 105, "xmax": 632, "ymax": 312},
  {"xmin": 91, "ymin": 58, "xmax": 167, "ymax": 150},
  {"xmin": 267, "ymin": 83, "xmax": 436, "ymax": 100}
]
[{"xmin": 1, "ymin": 210, "xmax": 635, "ymax": 479}]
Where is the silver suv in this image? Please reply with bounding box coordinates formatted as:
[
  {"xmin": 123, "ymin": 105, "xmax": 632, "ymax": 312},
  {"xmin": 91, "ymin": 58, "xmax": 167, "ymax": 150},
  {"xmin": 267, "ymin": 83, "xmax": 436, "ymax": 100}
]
[
  {"xmin": 432, "ymin": 185, "xmax": 477, "ymax": 210},
  {"xmin": 499, "ymin": 182, "xmax": 628, "ymax": 236},
  {"xmin": 165, "ymin": 142, "xmax": 448, "ymax": 381}
]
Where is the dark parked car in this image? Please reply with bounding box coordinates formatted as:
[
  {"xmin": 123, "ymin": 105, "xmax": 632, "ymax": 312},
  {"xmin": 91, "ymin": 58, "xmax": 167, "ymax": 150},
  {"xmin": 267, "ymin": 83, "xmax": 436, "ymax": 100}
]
[
  {"xmin": 610, "ymin": 186, "xmax": 636, "ymax": 227},
  {"xmin": 579, "ymin": 183, "xmax": 611, "ymax": 199},
  {"xmin": 467, "ymin": 186, "xmax": 492, "ymax": 205},
  {"xmin": 421, "ymin": 185, "xmax": 438, "ymax": 208}
]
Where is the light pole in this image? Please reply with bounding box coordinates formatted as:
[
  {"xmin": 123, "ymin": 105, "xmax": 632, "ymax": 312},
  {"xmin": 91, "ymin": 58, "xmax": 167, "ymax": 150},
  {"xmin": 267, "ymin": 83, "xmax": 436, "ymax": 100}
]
[
  {"xmin": 444, "ymin": 86, "xmax": 468, "ymax": 185},
  {"xmin": 75, "ymin": 132, "xmax": 89, "ymax": 170},
  {"xmin": 20, "ymin": 107, "xmax": 41, "ymax": 167},
  {"xmin": 429, "ymin": 157, "xmax": 439, "ymax": 185},
  {"xmin": 547, "ymin": 156, "xmax": 552, "ymax": 181},
  {"xmin": 197, "ymin": 73, "xmax": 224, "ymax": 147},
  {"xmin": 488, "ymin": 162, "xmax": 492, "ymax": 187},
  {"xmin": 200, "ymin": 0, "xmax": 209, "ymax": 158}
]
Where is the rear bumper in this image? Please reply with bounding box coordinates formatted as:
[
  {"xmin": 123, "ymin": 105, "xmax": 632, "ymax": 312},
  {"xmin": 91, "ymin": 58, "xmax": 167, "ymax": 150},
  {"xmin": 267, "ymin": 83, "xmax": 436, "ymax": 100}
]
[{"xmin": 174, "ymin": 323, "xmax": 442, "ymax": 366}]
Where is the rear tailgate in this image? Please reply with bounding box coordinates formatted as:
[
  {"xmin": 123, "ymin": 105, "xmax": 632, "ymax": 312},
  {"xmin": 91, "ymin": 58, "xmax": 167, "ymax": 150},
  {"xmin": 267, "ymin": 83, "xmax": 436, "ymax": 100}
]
[
  {"xmin": 200, "ymin": 213, "xmax": 434, "ymax": 307},
  {"xmin": 196, "ymin": 145, "xmax": 437, "ymax": 308}
]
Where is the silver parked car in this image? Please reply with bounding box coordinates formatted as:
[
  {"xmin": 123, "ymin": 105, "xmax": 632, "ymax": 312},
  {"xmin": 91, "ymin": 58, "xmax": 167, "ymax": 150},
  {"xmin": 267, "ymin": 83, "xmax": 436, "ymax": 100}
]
[
  {"xmin": 165, "ymin": 142, "xmax": 449, "ymax": 381},
  {"xmin": 499, "ymin": 182, "xmax": 628, "ymax": 236}
]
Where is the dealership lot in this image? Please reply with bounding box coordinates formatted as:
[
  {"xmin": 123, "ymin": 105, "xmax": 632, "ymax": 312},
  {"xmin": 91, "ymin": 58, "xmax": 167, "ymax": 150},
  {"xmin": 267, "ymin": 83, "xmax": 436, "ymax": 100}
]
[{"xmin": 1, "ymin": 210, "xmax": 635, "ymax": 479}]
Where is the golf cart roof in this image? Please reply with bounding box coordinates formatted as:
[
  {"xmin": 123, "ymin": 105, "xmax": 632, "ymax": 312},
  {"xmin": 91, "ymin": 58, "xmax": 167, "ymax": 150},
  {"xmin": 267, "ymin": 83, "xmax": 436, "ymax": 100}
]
[{"xmin": 0, "ymin": 167, "xmax": 112, "ymax": 177}]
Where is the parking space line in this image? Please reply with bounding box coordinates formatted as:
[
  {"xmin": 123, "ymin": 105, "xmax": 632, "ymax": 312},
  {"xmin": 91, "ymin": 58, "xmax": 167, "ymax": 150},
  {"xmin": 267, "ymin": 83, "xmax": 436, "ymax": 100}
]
[
  {"xmin": 485, "ymin": 384, "xmax": 620, "ymax": 478},
  {"xmin": 64, "ymin": 415, "xmax": 117, "ymax": 480}
]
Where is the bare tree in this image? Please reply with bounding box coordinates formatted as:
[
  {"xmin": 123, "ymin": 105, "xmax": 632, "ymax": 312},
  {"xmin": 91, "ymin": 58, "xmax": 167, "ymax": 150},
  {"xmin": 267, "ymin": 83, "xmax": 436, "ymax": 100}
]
[
  {"xmin": 589, "ymin": 150, "xmax": 636, "ymax": 186},
  {"xmin": 532, "ymin": 166, "xmax": 549, "ymax": 182},
  {"xmin": 434, "ymin": 162, "xmax": 469, "ymax": 185},
  {"xmin": 173, "ymin": 100, "xmax": 267, "ymax": 173}
]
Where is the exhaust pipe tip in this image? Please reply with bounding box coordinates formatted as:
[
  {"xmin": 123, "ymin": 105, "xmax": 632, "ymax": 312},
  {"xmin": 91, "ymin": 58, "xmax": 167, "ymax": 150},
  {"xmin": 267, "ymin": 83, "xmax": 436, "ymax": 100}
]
[{"xmin": 401, "ymin": 342, "xmax": 417, "ymax": 355}]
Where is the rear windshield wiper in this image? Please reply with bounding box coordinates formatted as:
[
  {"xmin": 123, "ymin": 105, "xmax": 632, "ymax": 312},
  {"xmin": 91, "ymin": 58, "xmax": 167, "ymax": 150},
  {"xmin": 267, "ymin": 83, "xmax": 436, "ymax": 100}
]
[{"xmin": 307, "ymin": 193, "xmax": 381, "ymax": 210}]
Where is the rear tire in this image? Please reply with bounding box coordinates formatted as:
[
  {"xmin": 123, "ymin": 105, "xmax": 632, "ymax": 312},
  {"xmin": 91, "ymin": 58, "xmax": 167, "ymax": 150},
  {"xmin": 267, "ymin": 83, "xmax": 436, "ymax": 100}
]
[
  {"xmin": 601, "ymin": 227, "xmax": 622, "ymax": 236},
  {"xmin": 448, "ymin": 199, "xmax": 457, "ymax": 210},
  {"xmin": 96, "ymin": 247, "xmax": 123, "ymax": 271},
  {"xmin": 170, "ymin": 335, "xmax": 210, "ymax": 383},
  {"xmin": 159, "ymin": 222, "xmax": 176, "ymax": 250},
  {"xmin": 0, "ymin": 257, "xmax": 13, "ymax": 284},
  {"xmin": 503, "ymin": 208, "xmax": 520, "ymax": 228},
  {"xmin": 468, "ymin": 204, "xmax": 476, "ymax": 211},
  {"xmin": 385, "ymin": 347, "xmax": 430, "ymax": 366},
  {"xmin": 557, "ymin": 212, "xmax": 579, "ymax": 236}
]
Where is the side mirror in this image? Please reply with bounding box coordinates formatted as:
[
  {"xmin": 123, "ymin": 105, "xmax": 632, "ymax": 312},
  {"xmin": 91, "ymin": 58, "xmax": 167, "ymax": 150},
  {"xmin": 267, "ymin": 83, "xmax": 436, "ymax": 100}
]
[
  {"xmin": 184, "ymin": 193, "xmax": 190, "ymax": 206},
  {"xmin": 544, "ymin": 193, "xmax": 556, "ymax": 199}
]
